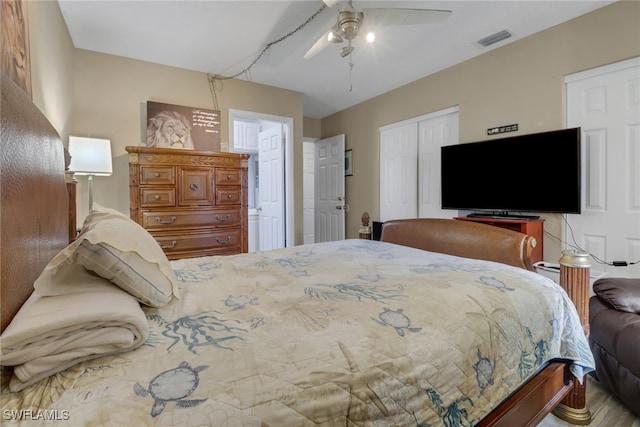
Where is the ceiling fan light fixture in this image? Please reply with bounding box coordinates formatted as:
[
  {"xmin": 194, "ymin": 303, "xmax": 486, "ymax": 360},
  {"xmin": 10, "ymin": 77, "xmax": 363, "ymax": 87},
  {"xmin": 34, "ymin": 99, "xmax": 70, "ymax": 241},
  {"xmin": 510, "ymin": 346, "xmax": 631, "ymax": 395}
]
[
  {"xmin": 366, "ymin": 32, "xmax": 375, "ymax": 43},
  {"xmin": 337, "ymin": 9, "xmax": 362, "ymax": 40},
  {"xmin": 328, "ymin": 31, "xmax": 343, "ymax": 43},
  {"xmin": 340, "ymin": 45, "xmax": 354, "ymax": 58}
]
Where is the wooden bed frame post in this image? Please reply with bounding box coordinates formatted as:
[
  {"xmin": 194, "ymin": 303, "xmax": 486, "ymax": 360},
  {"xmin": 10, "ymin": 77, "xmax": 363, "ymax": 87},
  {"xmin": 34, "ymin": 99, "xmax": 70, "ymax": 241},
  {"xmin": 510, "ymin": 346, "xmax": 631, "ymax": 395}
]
[
  {"xmin": 64, "ymin": 147, "xmax": 78, "ymax": 242},
  {"xmin": 552, "ymin": 250, "xmax": 592, "ymax": 425}
]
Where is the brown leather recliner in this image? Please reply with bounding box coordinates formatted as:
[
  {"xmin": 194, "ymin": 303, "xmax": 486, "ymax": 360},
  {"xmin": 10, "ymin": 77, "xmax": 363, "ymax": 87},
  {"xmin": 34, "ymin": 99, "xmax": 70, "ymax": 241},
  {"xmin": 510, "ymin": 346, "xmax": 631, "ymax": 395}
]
[{"xmin": 589, "ymin": 277, "xmax": 640, "ymax": 416}]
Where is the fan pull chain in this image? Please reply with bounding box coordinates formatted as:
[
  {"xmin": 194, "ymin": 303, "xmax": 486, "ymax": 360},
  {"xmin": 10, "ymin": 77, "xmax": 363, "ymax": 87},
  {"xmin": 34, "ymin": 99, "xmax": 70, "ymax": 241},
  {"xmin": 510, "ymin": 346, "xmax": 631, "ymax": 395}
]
[
  {"xmin": 348, "ymin": 58, "xmax": 354, "ymax": 92},
  {"xmin": 348, "ymin": 37, "xmax": 354, "ymax": 92}
]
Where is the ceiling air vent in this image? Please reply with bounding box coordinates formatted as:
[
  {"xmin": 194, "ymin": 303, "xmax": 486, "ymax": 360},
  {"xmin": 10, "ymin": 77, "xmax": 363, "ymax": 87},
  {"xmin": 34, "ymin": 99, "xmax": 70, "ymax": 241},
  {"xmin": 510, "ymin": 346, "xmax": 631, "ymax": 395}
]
[{"xmin": 477, "ymin": 29, "xmax": 513, "ymax": 47}]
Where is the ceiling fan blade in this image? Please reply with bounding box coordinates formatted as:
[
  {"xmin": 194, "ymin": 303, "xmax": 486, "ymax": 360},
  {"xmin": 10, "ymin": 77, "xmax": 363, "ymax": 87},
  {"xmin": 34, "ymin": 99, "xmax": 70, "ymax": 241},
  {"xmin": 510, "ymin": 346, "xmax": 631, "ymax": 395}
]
[
  {"xmin": 363, "ymin": 8, "xmax": 451, "ymax": 27},
  {"xmin": 323, "ymin": 0, "xmax": 341, "ymax": 7},
  {"xmin": 304, "ymin": 31, "xmax": 332, "ymax": 60}
]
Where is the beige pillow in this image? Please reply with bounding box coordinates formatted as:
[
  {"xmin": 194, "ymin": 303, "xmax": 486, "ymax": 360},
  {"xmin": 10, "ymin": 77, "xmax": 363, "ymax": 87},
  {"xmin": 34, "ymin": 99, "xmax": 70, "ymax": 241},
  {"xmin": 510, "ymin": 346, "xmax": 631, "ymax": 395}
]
[{"xmin": 34, "ymin": 205, "xmax": 177, "ymax": 307}]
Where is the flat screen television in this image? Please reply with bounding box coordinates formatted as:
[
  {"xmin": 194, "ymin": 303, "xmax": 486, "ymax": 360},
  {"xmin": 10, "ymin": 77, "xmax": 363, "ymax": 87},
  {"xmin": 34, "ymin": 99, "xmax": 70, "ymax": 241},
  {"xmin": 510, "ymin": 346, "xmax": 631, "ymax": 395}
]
[{"xmin": 440, "ymin": 127, "xmax": 581, "ymax": 217}]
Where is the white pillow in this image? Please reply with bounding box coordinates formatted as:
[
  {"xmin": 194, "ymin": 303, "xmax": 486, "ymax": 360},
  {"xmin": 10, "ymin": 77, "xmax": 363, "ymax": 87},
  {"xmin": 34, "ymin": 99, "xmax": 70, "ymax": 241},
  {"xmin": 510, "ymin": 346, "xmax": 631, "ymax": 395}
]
[{"xmin": 34, "ymin": 204, "xmax": 177, "ymax": 307}]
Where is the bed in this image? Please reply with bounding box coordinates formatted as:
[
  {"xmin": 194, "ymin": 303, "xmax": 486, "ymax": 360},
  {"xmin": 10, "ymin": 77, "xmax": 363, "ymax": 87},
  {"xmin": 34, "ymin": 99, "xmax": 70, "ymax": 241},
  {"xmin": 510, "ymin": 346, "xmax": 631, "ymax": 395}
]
[{"xmin": 0, "ymin": 73, "xmax": 594, "ymax": 426}]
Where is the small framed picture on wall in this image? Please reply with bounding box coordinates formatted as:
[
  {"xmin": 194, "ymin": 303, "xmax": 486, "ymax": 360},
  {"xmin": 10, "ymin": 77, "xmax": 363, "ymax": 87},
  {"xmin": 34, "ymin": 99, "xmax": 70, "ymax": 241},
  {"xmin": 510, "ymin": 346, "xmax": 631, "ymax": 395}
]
[{"xmin": 345, "ymin": 149, "xmax": 353, "ymax": 176}]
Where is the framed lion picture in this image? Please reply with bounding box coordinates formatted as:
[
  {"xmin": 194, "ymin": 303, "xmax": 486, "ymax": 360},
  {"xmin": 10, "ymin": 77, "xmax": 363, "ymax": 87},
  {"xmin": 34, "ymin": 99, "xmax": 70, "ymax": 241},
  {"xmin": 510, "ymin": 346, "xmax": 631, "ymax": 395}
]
[
  {"xmin": 1, "ymin": 0, "xmax": 32, "ymax": 98},
  {"xmin": 145, "ymin": 101, "xmax": 221, "ymax": 151}
]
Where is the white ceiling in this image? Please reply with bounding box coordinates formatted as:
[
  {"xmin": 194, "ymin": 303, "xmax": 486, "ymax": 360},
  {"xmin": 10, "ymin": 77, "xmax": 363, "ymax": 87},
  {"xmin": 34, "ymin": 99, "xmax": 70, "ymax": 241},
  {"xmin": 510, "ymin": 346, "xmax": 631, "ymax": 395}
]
[{"xmin": 58, "ymin": 0, "xmax": 615, "ymax": 119}]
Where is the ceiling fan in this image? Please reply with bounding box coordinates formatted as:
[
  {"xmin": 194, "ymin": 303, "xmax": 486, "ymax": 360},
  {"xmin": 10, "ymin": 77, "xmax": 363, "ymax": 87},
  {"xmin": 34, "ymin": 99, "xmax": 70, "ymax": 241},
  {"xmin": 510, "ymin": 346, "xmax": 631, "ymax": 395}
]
[{"xmin": 304, "ymin": 0, "xmax": 452, "ymax": 59}]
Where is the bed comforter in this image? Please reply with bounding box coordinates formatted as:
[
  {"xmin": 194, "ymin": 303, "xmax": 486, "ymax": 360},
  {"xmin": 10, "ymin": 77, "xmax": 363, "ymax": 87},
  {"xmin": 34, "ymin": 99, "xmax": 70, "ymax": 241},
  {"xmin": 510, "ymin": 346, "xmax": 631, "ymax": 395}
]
[{"xmin": 0, "ymin": 240, "xmax": 594, "ymax": 426}]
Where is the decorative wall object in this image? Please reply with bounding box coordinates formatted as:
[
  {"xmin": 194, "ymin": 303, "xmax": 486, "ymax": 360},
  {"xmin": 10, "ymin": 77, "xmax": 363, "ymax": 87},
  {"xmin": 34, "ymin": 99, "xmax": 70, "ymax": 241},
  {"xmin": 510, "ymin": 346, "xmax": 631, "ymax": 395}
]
[
  {"xmin": 1, "ymin": 0, "xmax": 32, "ymax": 98},
  {"xmin": 345, "ymin": 149, "xmax": 353, "ymax": 176},
  {"xmin": 145, "ymin": 101, "xmax": 221, "ymax": 151},
  {"xmin": 487, "ymin": 123, "xmax": 518, "ymax": 135}
]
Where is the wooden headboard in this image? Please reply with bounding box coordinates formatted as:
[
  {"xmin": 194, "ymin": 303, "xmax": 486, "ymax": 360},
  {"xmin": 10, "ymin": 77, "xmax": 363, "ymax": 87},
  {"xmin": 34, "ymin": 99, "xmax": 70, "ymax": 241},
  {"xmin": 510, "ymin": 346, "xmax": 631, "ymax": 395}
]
[
  {"xmin": 0, "ymin": 73, "xmax": 70, "ymax": 333},
  {"xmin": 380, "ymin": 218, "xmax": 536, "ymax": 271}
]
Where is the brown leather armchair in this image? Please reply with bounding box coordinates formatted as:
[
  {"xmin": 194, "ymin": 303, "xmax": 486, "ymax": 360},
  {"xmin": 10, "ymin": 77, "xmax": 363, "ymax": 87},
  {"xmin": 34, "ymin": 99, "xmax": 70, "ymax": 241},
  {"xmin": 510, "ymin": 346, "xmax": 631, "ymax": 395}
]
[{"xmin": 589, "ymin": 277, "xmax": 640, "ymax": 416}]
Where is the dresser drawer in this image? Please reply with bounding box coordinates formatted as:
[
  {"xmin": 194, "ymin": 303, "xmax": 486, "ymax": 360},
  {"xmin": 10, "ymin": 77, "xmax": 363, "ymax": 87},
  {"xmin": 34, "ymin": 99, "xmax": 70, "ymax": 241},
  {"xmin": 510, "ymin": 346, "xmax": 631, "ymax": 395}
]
[
  {"xmin": 179, "ymin": 167, "xmax": 214, "ymax": 206},
  {"xmin": 140, "ymin": 166, "xmax": 175, "ymax": 185},
  {"xmin": 141, "ymin": 208, "xmax": 241, "ymax": 230},
  {"xmin": 152, "ymin": 229, "xmax": 241, "ymax": 256},
  {"xmin": 140, "ymin": 188, "xmax": 176, "ymax": 207},
  {"xmin": 215, "ymin": 169, "xmax": 241, "ymax": 186},
  {"xmin": 216, "ymin": 188, "xmax": 241, "ymax": 205}
]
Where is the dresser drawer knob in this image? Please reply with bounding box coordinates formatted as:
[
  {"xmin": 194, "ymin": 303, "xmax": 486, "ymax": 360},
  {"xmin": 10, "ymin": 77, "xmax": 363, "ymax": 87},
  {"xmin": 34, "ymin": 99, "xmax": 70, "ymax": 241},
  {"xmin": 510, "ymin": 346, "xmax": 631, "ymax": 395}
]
[
  {"xmin": 227, "ymin": 174, "xmax": 233, "ymax": 180},
  {"xmin": 190, "ymin": 183, "xmax": 199, "ymax": 191},
  {"xmin": 154, "ymin": 195, "xmax": 161, "ymax": 200},
  {"xmin": 154, "ymin": 172, "xmax": 160, "ymax": 177},
  {"xmin": 215, "ymin": 214, "xmax": 231, "ymax": 222},
  {"xmin": 156, "ymin": 216, "xmax": 177, "ymax": 224},
  {"xmin": 215, "ymin": 236, "xmax": 232, "ymax": 245},
  {"xmin": 160, "ymin": 240, "xmax": 177, "ymax": 249},
  {"xmin": 227, "ymin": 194, "xmax": 233, "ymax": 199}
]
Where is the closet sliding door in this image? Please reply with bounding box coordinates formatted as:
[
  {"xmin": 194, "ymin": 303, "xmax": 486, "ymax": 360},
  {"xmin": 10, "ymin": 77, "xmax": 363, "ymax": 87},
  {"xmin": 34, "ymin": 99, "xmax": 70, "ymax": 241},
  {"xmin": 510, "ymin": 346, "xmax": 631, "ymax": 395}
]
[
  {"xmin": 380, "ymin": 122, "xmax": 418, "ymax": 221},
  {"xmin": 379, "ymin": 107, "xmax": 459, "ymax": 222},
  {"xmin": 417, "ymin": 110, "xmax": 459, "ymax": 218}
]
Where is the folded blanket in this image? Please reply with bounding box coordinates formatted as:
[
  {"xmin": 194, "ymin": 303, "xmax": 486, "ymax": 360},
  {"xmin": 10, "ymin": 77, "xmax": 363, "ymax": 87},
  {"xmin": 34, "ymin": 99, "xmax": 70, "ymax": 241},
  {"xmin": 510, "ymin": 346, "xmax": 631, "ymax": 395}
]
[{"xmin": 0, "ymin": 270, "xmax": 148, "ymax": 392}]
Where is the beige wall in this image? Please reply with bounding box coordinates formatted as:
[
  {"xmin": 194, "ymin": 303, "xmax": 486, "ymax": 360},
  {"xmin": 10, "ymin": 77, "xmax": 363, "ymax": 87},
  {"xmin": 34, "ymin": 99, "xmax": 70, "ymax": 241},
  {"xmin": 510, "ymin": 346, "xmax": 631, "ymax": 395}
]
[
  {"xmin": 27, "ymin": 0, "xmax": 74, "ymax": 141},
  {"xmin": 69, "ymin": 50, "xmax": 304, "ymax": 240},
  {"xmin": 321, "ymin": 1, "xmax": 640, "ymax": 262},
  {"xmin": 303, "ymin": 116, "xmax": 321, "ymax": 139}
]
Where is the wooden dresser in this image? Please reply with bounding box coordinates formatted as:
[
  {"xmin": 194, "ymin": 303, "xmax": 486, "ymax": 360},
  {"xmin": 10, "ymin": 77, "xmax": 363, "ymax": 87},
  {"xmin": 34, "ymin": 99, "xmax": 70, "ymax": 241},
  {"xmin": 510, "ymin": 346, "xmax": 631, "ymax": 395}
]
[{"xmin": 126, "ymin": 146, "xmax": 249, "ymax": 259}]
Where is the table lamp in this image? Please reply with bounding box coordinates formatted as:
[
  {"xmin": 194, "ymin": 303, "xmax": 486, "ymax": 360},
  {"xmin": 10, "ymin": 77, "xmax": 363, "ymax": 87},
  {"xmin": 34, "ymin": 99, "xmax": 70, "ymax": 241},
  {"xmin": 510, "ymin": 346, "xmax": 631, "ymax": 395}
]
[{"xmin": 68, "ymin": 136, "xmax": 113, "ymax": 211}]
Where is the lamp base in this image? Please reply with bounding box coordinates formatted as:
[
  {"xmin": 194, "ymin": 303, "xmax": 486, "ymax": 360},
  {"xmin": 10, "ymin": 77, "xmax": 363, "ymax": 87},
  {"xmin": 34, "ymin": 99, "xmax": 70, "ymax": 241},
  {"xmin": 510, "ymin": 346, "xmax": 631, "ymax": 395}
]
[{"xmin": 88, "ymin": 174, "xmax": 94, "ymax": 211}]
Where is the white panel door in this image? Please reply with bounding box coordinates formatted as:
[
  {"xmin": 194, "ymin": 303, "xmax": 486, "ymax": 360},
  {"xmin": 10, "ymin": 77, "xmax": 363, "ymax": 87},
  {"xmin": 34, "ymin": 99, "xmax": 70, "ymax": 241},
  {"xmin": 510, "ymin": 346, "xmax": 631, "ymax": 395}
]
[
  {"xmin": 303, "ymin": 140, "xmax": 316, "ymax": 244},
  {"xmin": 258, "ymin": 125, "xmax": 285, "ymax": 251},
  {"xmin": 379, "ymin": 123, "xmax": 418, "ymax": 221},
  {"xmin": 314, "ymin": 134, "xmax": 345, "ymax": 243},
  {"xmin": 566, "ymin": 57, "xmax": 640, "ymax": 277},
  {"xmin": 418, "ymin": 110, "xmax": 459, "ymax": 218}
]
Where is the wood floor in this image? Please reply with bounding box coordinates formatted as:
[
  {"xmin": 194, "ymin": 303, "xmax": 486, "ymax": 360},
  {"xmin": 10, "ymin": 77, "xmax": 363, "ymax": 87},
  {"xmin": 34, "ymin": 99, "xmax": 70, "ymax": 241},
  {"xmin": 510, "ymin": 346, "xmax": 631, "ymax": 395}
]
[{"xmin": 539, "ymin": 376, "xmax": 639, "ymax": 427}]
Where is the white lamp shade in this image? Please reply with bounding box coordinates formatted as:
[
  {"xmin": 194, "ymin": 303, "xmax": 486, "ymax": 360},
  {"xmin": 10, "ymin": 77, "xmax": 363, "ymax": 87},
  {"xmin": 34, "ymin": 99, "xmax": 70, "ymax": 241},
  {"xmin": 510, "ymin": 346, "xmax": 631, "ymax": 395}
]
[{"xmin": 68, "ymin": 136, "xmax": 113, "ymax": 176}]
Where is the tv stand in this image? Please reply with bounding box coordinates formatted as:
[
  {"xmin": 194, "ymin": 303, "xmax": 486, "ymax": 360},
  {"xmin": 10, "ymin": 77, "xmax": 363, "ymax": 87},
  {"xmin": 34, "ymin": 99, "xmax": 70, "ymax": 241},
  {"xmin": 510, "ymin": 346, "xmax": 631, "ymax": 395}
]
[
  {"xmin": 466, "ymin": 212, "xmax": 540, "ymax": 220},
  {"xmin": 455, "ymin": 216, "xmax": 544, "ymax": 263}
]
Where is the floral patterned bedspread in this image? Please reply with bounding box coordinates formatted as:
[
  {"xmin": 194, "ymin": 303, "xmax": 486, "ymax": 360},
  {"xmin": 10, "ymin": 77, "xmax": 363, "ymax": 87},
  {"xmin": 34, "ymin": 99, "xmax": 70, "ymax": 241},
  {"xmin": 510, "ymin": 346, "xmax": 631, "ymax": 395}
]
[{"xmin": 1, "ymin": 240, "xmax": 594, "ymax": 426}]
